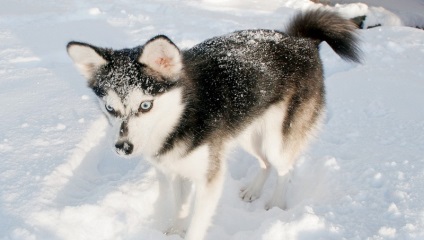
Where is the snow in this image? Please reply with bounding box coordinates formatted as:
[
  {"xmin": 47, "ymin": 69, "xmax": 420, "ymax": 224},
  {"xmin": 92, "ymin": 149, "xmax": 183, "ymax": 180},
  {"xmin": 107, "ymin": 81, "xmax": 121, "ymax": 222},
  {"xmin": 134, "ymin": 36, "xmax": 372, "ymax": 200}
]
[
  {"xmin": 1, "ymin": 0, "xmax": 424, "ymax": 239},
  {"xmin": 336, "ymin": 0, "xmax": 424, "ymax": 28}
]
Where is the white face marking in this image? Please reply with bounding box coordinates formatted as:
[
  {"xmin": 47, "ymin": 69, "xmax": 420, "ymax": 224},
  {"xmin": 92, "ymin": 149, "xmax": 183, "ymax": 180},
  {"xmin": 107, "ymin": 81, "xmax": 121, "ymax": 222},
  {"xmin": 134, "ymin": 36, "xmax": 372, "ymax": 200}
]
[
  {"xmin": 99, "ymin": 87, "xmax": 185, "ymax": 157},
  {"xmin": 103, "ymin": 90, "xmax": 125, "ymax": 115},
  {"xmin": 123, "ymin": 89, "xmax": 153, "ymax": 115}
]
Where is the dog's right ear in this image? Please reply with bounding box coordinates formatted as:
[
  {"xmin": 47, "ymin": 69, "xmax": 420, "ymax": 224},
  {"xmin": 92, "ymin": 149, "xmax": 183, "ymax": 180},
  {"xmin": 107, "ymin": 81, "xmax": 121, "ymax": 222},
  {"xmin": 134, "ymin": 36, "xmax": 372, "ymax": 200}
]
[
  {"xmin": 138, "ymin": 35, "xmax": 182, "ymax": 80},
  {"xmin": 67, "ymin": 42, "xmax": 107, "ymax": 82}
]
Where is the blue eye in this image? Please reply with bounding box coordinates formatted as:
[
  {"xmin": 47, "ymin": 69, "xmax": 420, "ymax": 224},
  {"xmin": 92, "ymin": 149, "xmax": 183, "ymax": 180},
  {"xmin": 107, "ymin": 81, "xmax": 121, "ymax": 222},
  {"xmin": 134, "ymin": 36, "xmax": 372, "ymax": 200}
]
[
  {"xmin": 105, "ymin": 104, "xmax": 114, "ymax": 113},
  {"xmin": 139, "ymin": 101, "xmax": 153, "ymax": 112}
]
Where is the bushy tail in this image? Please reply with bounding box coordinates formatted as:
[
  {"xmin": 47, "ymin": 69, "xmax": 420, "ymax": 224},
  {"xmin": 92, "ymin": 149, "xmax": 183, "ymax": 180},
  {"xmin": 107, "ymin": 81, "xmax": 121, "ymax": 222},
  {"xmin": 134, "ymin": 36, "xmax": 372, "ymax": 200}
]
[{"xmin": 287, "ymin": 9, "xmax": 361, "ymax": 63}]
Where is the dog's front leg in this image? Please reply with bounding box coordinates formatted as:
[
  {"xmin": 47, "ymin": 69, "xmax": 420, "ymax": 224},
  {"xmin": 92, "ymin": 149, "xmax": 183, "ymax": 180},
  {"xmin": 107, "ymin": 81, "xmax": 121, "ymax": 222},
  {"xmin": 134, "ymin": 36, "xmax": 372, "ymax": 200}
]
[
  {"xmin": 184, "ymin": 161, "xmax": 225, "ymax": 240},
  {"xmin": 167, "ymin": 174, "xmax": 193, "ymax": 236}
]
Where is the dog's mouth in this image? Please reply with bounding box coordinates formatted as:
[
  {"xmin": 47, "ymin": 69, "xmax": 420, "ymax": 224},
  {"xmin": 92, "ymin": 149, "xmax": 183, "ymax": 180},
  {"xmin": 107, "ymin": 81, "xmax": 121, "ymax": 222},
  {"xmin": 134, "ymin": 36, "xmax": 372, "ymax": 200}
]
[{"xmin": 115, "ymin": 140, "xmax": 134, "ymax": 155}]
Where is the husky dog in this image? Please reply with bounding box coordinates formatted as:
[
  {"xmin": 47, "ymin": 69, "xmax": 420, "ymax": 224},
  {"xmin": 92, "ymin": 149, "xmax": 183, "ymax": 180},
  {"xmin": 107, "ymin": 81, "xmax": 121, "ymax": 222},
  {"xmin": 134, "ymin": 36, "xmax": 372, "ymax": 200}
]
[{"xmin": 67, "ymin": 9, "xmax": 360, "ymax": 240}]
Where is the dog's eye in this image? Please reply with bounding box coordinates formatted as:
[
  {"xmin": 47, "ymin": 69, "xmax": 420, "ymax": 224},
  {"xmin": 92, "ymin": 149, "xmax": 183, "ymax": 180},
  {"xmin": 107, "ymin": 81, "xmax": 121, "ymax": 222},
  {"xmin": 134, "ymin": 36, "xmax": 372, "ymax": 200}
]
[
  {"xmin": 105, "ymin": 104, "xmax": 115, "ymax": 113},
  {"xmin": 139, "ymin": 100, "xmax": 153, "ymax": 113}
]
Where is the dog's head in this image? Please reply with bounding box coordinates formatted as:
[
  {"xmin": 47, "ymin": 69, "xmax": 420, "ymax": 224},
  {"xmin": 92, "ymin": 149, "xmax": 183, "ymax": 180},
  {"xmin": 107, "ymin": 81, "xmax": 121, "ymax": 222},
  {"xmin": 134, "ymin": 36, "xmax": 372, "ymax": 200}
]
[{"xmin": 67, "ymin": 36, "xmax": 185, "ymax": 157}]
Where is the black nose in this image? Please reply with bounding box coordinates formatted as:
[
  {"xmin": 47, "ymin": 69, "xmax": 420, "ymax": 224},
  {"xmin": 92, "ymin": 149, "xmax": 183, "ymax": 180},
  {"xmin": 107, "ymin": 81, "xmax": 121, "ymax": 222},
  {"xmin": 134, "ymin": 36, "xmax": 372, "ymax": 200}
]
[{"xmin": 115, "ymin": 141, "xmax": 134, "ymax": 155}]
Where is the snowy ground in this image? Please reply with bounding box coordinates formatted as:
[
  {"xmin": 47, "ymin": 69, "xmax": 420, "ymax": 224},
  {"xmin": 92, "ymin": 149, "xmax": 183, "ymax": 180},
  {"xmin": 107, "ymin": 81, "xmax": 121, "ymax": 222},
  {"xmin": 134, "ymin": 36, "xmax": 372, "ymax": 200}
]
[{"xmin": 1, "ymin": 0, "xmax": 424, "ymax": 239}]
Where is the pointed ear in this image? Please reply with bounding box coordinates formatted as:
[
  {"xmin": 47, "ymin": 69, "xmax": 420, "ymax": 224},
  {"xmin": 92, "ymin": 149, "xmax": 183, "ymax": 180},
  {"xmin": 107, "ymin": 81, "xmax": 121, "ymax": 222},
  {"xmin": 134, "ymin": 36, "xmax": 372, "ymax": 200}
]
[
  {"xmin": 138, "ymin": 35, "xmax": 182, "ymax": 79},
  {"xmin": 67, "ymin": 41, "xmax": 107, "ymax": 81}
]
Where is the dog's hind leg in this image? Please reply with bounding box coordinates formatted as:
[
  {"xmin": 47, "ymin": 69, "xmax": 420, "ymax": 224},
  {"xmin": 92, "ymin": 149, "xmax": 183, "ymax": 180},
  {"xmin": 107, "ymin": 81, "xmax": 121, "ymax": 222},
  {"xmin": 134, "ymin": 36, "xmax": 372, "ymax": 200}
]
[
  {"xmin": 264, "ymin": 131, "xmax": 310, "ymax": 210},
  {"xmin": 262, "ymin": 137, "xmax": 290, "ymax": 210},
  {"xmin": 265, "ymin": 96, "xmax": 324, "ymax": 210},
  {"xmin": 239, "ymin": 133, "xmax": 271, "ymax": 202},
  {"xmin": 264, "ymin": 149, "xmax": 292, "ymax": 210}
]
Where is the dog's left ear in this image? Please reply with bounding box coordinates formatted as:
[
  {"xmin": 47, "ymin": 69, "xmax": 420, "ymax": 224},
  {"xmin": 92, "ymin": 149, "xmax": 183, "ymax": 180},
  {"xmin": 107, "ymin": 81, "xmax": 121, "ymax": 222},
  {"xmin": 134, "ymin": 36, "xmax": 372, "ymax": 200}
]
[
  {"xmin": 67, "ymin": 41, "xmax": 108, "ymax": 83},
  {"xmin": 139, "ymin": 35, "xmax": 182, "ymax": 79}
]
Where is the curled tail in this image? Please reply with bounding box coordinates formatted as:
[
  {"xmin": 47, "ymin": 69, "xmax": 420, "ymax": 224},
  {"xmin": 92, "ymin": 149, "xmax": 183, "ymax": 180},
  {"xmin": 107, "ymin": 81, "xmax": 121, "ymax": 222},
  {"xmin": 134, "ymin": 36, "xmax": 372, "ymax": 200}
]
[{"xmin": 287, "ymin": 9, "xmax": 362, "ymax": 63}]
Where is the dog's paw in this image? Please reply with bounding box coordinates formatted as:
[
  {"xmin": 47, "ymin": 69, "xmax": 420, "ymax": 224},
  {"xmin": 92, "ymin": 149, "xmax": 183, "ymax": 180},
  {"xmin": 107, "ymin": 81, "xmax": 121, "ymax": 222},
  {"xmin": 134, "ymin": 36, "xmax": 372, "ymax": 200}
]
[
  {"xmin": 265, "ymin": 198, "xmax": 287, "ymax": 211},
  {"xmin": 164, "ymin": 227, "xmax": 186, "ymax": 237},
  {"xmin": 239, "ymin": 186, "xmax": 261, "ymax": 202}
]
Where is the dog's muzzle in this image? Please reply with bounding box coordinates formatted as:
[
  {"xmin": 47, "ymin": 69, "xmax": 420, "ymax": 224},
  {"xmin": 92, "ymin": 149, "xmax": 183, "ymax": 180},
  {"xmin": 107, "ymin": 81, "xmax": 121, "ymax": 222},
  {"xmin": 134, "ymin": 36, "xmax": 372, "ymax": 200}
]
[{"xmin": 115, "ymin": 140, "xmax": 134, "ymax": 155}]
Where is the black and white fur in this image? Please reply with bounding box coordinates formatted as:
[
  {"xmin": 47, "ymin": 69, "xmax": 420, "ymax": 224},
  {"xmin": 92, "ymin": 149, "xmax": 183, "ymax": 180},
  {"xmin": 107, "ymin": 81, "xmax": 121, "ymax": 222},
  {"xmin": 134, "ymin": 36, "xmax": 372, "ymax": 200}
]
[{"xmin": 67, "ymin": 10, "xmax": 360, "ymax": 240}]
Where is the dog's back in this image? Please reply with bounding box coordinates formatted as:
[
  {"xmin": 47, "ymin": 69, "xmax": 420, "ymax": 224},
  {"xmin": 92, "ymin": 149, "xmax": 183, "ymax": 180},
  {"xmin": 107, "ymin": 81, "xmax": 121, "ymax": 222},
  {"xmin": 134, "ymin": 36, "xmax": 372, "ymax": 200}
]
[
  {"xmin": 175, "ymin": 10, "xmax": 360, "ymax": 153},
  {"xmin": 179, "ymin": 30, "xmax": 321, "ymax": 146}
]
